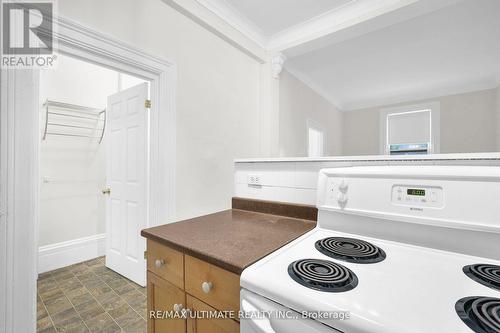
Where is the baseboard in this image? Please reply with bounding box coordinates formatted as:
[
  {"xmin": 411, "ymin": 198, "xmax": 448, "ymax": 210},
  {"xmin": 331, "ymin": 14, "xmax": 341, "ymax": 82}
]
[{"xmin": 38, "ymin": 234, "xmax": 106, "ymax": 274}]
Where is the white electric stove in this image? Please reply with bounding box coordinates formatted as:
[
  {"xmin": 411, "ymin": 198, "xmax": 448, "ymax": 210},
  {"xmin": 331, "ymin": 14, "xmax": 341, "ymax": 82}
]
[{"xmin": 240, "ymin": 166, "xmax": 500, "ymax": 333}]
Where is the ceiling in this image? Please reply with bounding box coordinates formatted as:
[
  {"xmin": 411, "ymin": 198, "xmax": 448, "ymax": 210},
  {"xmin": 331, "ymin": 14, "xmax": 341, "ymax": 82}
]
[
  {"xmin": 224, "ymin": 0, "xmax": 353, "ymax": 37},
  {"xmin": 286, "ymin": 0, "xmax": 500, "ymax": 111}
]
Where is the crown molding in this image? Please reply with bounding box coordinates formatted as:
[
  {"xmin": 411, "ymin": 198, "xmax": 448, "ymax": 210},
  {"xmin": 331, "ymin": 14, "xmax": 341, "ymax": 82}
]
[
  {"xmin": 195, "ymin": 0, "xmax": 268, "ymax": 48},
  {"xmin": 268, "ymin": 0, "xmax": 419, "ymax": 52},
  {"xmin": 193, "ymin": 0, "xmax": 422, "ymax": 54},
  {"xmin": 162, "ymin": 0, "xmax": 267, "ymax": 63}
]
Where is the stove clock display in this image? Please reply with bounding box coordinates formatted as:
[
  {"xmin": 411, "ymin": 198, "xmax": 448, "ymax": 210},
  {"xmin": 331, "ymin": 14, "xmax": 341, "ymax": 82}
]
[{"xmin": 407, "ymin": 188, "xmax": 425, "ymax": 196}]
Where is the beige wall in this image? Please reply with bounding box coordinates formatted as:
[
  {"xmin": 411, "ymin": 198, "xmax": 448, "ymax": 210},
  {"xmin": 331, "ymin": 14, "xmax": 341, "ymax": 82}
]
[
  {"xmin": 58, "ymin": 0, "xmax": 262, "ymax": 221},
  {"xmin": 342, "ymin": 88, "xmax": 498, "ymax": 155},
  {"xmin": 279, "ymin": 70, "xmax": 342, "ymax": 157}
]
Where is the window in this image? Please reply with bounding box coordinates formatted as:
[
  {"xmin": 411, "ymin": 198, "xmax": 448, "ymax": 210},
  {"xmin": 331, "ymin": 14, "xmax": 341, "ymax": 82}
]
[
  {"xmin": 379, "ymin": 102, "xmax": 440, "ymax": 155},
  {"xmin": 307, "ymin": 120, "xmax": 325, "ymax": 157}
]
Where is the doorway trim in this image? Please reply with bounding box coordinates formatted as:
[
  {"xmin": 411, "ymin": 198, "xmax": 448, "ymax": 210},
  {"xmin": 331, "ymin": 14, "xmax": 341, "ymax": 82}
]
[{"xmin": 0, "ymin": 15, "xmax": 176, "ymax": 333}]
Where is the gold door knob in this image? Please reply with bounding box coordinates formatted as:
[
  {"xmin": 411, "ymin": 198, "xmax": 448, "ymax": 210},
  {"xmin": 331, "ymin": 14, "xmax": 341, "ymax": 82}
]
[{"xmin": 102, "ymin": 188, "xmax": 111, "ymax": 195}]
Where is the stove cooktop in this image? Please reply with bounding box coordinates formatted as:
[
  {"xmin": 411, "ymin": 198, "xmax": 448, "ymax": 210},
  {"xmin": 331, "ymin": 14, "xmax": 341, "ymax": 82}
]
[
  {"xmin": 288, "ymin": 258, "xmax": 358, "ymax": 292},
  {"xmin": 456, "ymin": 296, "xmax": 500, "ymax": 333},
  {"xmin": 315, "ymin": 237, "xmax": 386, "ymax": 264},
  {"xmin": 241, "ymin": 228, "xmax": 500, "ymax": 333}
]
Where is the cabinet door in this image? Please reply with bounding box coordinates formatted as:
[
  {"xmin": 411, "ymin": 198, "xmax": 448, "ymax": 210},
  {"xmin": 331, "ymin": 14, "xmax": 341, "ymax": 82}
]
[
  {"xmin": 148, "ymin": 272, "xmax": 186, "ymax": 333},
  {"xmin": 186, "ymin": 295, "xmax": 239, "ymax": 333}
]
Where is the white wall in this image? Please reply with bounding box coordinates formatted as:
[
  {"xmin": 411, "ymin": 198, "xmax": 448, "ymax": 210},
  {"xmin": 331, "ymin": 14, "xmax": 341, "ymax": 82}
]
[
  {"xmin": 56, "ymin": 0, "xmax": 262, "ymax": 221},
  {"xmin": 342, "ymin": 88, "xmax": 498, "ymax": 155},
  {"xmin": 39, "ymin": 55, "xmax": 146, "ymax": 247},
  {"xmin": 279, "ymin": 70, "xmax": 342, "ymax": 157}
]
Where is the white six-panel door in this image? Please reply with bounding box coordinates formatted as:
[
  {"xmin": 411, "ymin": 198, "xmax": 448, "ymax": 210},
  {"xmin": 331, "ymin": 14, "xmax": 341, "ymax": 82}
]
[{"xmin": 105, "ymin": 83, "xmax": 148, "ymax": 286}]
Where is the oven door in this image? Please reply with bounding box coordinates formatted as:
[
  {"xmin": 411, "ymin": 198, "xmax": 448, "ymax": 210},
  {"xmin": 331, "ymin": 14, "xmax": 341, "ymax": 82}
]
[{"xmin": 240, "ymin": 289, "xmax": 341, "ymax": 333}]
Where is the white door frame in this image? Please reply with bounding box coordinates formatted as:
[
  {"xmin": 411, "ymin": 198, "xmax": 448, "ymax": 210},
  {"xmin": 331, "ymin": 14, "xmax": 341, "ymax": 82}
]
[{"xmin": 0, "ymin": 15, "xmax": 176, "ymax": 333}]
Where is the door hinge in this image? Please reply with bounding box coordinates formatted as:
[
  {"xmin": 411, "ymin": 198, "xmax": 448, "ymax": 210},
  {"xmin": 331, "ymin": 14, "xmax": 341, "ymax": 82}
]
[
  {"xmin": 145, "ymin": 99, "xmax": 151, "ymax": 108},
  {"xmin": 144, "ymin": 251, "xmax": 147, "ymax": 259}
]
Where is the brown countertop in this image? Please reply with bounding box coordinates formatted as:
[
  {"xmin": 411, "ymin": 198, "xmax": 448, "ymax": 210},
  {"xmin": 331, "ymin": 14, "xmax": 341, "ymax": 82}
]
[{"xmin": 141, "ymin": 208, "xmax": 316, "ymax": 274}]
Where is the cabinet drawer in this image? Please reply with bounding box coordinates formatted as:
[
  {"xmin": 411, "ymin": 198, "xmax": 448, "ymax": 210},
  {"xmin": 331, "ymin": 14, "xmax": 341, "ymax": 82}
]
[
  {"xmin": 186, "ymin": 295, "xmax": 239, "ymax": 333},
  {"xmin": 185, "ymin": 255, "xmax": 240, "ymax": 314},
  {"xmin": 147, "ymin": 272, "xmax": 186, "ymax": 333},
  {"xmin": 147, "ymin": 240, "xmax": 184, "ymax": 289}
]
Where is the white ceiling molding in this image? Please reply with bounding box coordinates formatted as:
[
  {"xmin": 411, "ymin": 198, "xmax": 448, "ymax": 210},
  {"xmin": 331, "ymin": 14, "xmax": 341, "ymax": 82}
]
[
  {"xmin": 195, "ymin": 0, "xmax": 268, "ymax": 48},
  {"xmin": 284, "ymin": 64, "xmax": 344, "ymax": 110},
  {"xmin": 193, "ymin": 0, "xmax": 422, "ymax": 53},
  {"xmin": 162, "ymin": 0, "xmax": 267, "ymax": 62},
  {"xmin": 268, "ymin": 0, "xmax": 420, "ymax": 52}
]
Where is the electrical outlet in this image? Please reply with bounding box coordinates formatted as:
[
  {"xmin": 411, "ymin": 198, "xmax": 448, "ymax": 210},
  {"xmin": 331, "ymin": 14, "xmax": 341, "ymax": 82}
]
[{"xmin": 247, "ymin": 174, "xmax": 262, "ymax": 186}]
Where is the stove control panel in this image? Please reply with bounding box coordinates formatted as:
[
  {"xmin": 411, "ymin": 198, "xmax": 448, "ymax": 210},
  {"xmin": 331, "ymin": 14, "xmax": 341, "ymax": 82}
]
[{"xmin": 391, "ymin": 185, "xmax": 443, "ymax": 208}]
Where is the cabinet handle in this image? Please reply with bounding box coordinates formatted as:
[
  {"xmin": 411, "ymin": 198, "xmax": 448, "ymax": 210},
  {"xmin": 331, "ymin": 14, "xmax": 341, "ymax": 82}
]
[
  {"xmin": 154, "ymin": 259, "xmax": 165, "ymax": 268},
  {"xmin": 201, "ymin": 281, "xmax": 213, "ymax": 293},
  {"xmin": 173, "ymin": 303, "xmax": 184, "ymax": 312},
  {"xmin": 181, "ymin": 308, "xmax": 191, "ymax": 317}
]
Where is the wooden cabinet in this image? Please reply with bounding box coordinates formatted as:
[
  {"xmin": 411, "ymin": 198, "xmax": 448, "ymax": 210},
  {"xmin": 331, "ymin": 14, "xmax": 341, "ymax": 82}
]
[
  {"xmin": 147, "ymin": 240, "xmax": 184, "ymax": 289},
  {"xmin": 148, "ymin": 272, "xmax": 186, "ymax": 333},
  {"xmin": 185, "ymin": 255, "xmax": 240, "ymax": 314},
  {"xmin": 186, "ymin": 295, "xmax": 239, "ymax": 333},
  {"xmin": 146, "ymin": 240, "xmax": 240, "ymax": 333}
]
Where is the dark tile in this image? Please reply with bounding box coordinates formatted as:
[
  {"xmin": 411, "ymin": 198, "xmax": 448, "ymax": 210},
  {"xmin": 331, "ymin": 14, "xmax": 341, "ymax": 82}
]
[
  {"xmin": 80, "ymin": 277, "xmax": 104, "ymax": 289},
  {"xmin": 107, "ymin": 278, "xmax": 129, "ymax": 291},
  {"xmin": 59, "ymin": 277, "xmax": 83, "ymax": 293},
  {"xmin": 37, "ymin": 315, "xmax": 53, "ymax": 330},
  {"xmin": 108, "ymin": 303, "xmax": 135, "ymax": 321},
  {"xmin": 89, "ymin": 283, "xmax": 113, "ymax": 297},
  {"xmin": 38, "ymin": 278, "xmax": 59, "ymax": 294},
  {"xmin": 95, "ymin": 292, "xmax": 122, "ymax": 309},
  {"xmin": 114, "ymin": 309, "xmax": 143, "ymax": 330},
  {"xmin": 91, "ymin": 265, "xmax": 110, "ymax": 275},
  {"xmin": 40, "ymin": 287, "xmax": 64, "ymax": 303},
  {"xmin": 127, "ymin": 293, "xmax": 146, "ymax": 310},
  {"xmin": 51, "ymin": 307, "xmax": 82, "ymax": 330},
  {"xmin": 84, "ymin": 257, "xmax": 104, "ymax": 268},
  {"xmin": 37, "ymin": 300, "xmax": 48, "ymax": 320},
  {"xmin": 52, "ymin": 270, "xmax": 75, "ymax": 283},
  {"xmin": 74, "ymin": 269, "xmax": 95, "ymax": 279},
  {"xmin": 38, "ymin": 326, "xmax": 57, "ymax": 333},
  {"xmin": 75, "ymin": 299, "xmax": 105, "ymax": 321},
  {"xmin": 121, "ymin": 316, "xmax": 147, "ymax": 333},
  {"xmin": 83, "ymin": 312, "xmax": 116, "ymax": 332},
  {"xmin": 114, "ymin": 283, "xmax": 135, "ymax": 296},
  {"xmin": 100, "ymin": 296, "xmax": 125, "ymax": 312},
  {"xmin": 68, "ymin": 291, "xmax": 95, "ymax": 307},
  {"xmin": 55, "ymin": 321, "xmax": 89, "ymax": 333},
  {"xmin": 38, "ymin": 271, "xmax": 54, "ymax": 280},
  {"xmin": 69, "ymin": 263, "xmax": 89, "ymax": 275},
  {"xmin": 94, "ymin": 321, "xmax": 121, "ymax": 333},
  {"xmin": 121, "ymin": 289, "xmax": 143, "ymax": 303},
  {"xmin": 44, "ymin": 295, "xmax": 73, "ymax": 316}
]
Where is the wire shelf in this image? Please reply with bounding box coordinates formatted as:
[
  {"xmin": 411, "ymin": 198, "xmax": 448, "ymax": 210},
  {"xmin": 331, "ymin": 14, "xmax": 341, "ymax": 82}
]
[{"xmin": 42, "ymin": 100, "xmax": 106, "ymax": 143}]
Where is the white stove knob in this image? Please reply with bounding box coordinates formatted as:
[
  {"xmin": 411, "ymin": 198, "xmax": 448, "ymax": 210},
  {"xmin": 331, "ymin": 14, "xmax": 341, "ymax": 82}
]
[{"xmin": 339, "ymin": 180, "xmax": 348, "ymax": 193}]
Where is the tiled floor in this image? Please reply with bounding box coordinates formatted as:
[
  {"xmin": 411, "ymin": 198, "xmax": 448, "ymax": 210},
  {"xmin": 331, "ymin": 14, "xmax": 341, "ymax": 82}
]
[{"xmin": 37, "ymin": 257, "xmax": 147, "ymax": 333}]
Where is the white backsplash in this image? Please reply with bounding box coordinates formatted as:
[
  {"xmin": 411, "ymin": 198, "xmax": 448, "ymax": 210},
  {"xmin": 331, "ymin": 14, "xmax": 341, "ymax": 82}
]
[{"xmin": 234, "ymin": 155, "xmax": 500, "ymax": 205}]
